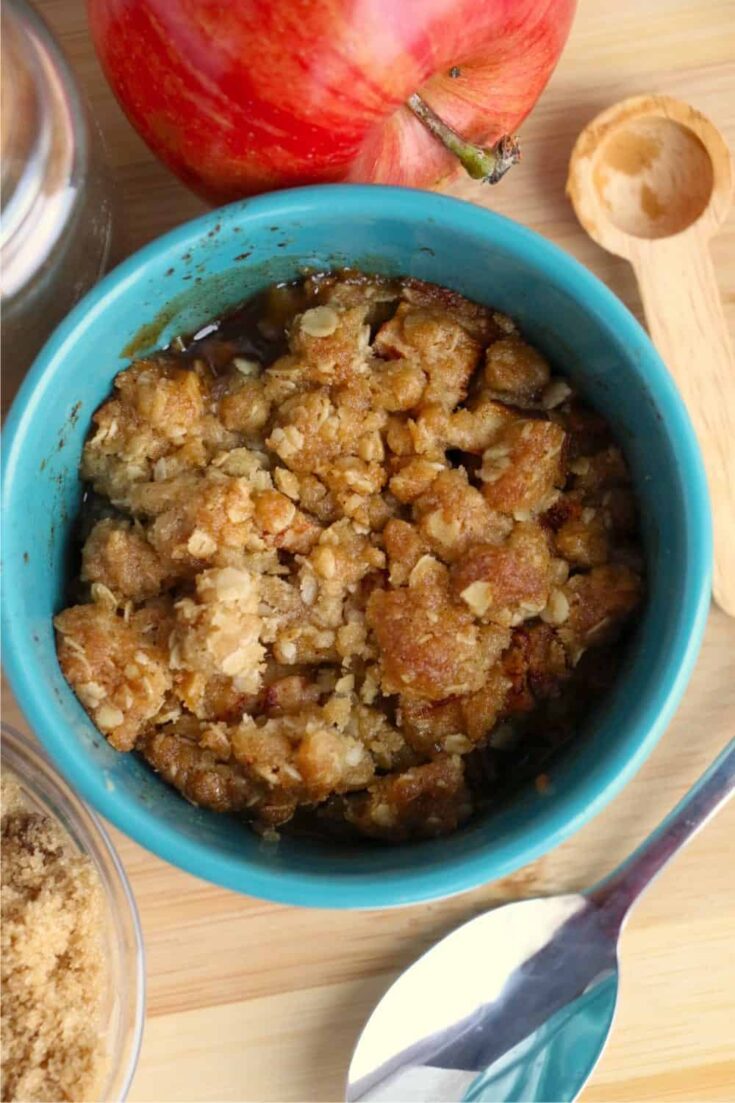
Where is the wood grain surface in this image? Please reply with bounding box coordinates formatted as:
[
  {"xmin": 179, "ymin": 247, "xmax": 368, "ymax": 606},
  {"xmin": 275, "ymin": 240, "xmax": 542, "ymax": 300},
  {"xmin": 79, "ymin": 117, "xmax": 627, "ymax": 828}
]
[{"xmin": 8, "ymin": 1, "xmax": 735, "ymax": 1099}]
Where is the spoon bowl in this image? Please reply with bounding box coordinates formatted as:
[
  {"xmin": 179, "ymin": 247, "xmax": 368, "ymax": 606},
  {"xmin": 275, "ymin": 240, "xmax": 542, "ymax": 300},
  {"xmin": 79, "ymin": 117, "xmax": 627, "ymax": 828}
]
[
  {"xmin": 567, "ymin": 94, "xmax": 731, "ymax": 254},
  {"xmin": 594, "ymin": 115, "xmax": 712, "ymax": 238},
  {"xmin": 348, "ymin": 894, "xmax": 619, "ymax": 1103}
]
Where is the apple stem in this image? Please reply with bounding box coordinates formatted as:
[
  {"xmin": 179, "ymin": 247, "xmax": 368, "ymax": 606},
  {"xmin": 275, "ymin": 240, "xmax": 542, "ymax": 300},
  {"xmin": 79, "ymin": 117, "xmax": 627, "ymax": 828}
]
[{"xmin": 407, "ymin": 93, "xmax": 520, "ymax": 185}]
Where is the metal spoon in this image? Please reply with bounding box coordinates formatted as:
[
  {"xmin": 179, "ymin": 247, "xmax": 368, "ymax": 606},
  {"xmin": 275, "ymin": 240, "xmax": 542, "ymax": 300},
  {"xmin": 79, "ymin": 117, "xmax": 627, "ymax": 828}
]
[
  {"xmin": 347, "ymin": 739, "xmax": 734, "ymax": 1103},
  {"xmin": 567, "ymin": 94, "xmax": 735, "ymax": 617}
]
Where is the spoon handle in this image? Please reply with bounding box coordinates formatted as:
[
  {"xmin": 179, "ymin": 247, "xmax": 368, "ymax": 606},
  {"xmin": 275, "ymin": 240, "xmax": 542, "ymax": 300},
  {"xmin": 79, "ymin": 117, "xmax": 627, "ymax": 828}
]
[
  {"xmin": 628, "ymin": 237, "xmax": 735, "ymax": 616},
  {"xmin": 589, "ymin": 739, "xmax": 735, "ymax": 925}
]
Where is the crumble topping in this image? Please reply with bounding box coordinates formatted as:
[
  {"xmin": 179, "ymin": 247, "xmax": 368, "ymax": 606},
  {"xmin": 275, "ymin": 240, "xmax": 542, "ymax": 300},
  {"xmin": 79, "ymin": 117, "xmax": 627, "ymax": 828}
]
[{"xmin": 55, "ymin": 272, "xmax": 644, "ymax": 842}]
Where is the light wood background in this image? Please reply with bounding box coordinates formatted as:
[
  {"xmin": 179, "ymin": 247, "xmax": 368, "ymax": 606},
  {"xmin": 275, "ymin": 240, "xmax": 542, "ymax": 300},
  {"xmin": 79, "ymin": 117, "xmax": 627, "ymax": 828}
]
[{"xmin": 10, "ymin": 1, "xmax": 735, "ymax": 1100}]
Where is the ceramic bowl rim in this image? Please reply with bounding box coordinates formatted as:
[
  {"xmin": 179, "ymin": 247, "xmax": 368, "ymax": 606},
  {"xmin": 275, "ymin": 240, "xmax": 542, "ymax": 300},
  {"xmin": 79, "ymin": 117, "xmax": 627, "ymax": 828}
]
[{"xmin": 1, "ymin": 185, "xmax": 712, "ymax": 908}]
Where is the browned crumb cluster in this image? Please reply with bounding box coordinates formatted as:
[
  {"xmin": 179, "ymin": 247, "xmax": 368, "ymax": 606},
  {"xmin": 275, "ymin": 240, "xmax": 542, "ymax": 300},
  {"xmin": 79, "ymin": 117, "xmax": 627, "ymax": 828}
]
[
  {"xmin": 1, "ymin": 775, "xmax": 105, "ymax": 1102},
  {"xmin": 55, "ymin": 272, "xmax": 644, "ymax": 843}
]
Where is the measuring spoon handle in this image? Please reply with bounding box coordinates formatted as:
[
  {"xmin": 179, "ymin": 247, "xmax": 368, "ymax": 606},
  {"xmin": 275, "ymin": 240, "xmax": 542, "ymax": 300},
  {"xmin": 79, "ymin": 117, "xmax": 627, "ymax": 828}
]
[
  {"xmin": 589, "ymin": 739, "xmax": 735, "ymax": 924},
  {"xmin": 629, "ymin": 236, "xmax": 735, "ymax": 615}
]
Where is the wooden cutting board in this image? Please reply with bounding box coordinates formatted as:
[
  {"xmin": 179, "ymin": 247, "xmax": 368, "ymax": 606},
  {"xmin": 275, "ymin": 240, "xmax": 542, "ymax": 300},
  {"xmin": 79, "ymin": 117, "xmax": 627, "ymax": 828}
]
[{"xmin": 10, "ymin": 2, "xmax": 735, "ymax": 1098}]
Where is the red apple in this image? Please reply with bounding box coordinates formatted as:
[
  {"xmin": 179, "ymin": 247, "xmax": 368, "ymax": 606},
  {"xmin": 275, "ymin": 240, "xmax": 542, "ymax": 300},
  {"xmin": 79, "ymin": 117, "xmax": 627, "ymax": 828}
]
[{"xmin": 88, "ymin": 0, "xmax": 576, "ymax": 203}]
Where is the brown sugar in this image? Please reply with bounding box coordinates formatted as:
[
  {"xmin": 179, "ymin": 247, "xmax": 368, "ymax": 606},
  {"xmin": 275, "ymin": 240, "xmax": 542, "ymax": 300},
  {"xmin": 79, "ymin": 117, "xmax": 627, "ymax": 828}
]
[{"xmin": 1, "ymin": 775, "xmax": 106, "ymax": 1102}]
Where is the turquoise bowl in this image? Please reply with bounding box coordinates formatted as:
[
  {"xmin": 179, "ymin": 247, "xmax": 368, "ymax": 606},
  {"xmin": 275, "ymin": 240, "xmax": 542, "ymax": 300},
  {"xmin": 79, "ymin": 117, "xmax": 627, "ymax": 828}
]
[{"xmin": 1, "ymin": 186, "xmax": 711, "ymax": 908}]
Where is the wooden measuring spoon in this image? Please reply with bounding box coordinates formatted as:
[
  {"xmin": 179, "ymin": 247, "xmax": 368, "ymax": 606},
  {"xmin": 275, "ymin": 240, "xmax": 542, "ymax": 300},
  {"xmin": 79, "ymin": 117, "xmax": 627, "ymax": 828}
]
[{"xmin": 567, "ymin": 94, "xmax": 735, "ymax": 616}]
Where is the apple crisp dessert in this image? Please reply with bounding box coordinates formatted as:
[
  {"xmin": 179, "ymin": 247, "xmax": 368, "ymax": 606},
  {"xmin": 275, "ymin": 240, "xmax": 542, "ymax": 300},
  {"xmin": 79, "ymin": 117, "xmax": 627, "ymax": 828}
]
[{"xmin": 55, "ymin": 273, "xmax": 644, "ymax": 842}]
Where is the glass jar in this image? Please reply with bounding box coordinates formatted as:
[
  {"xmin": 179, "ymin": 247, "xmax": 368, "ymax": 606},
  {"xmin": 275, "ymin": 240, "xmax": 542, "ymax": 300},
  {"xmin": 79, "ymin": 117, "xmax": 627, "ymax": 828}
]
[
  {"xmin": 1, "ymin": 724, "xmax": 145, "ymax": 1101},
  {"xmin": 1, "ymin": 0, "xmax": 114, "ymax": 411}
]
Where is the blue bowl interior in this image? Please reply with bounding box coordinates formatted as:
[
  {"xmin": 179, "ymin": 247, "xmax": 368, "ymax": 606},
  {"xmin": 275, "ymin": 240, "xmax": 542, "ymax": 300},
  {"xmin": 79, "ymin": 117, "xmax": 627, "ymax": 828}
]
[{"xmin": 2, "ymin": 187, "xmax": 711, "ymax": 907}]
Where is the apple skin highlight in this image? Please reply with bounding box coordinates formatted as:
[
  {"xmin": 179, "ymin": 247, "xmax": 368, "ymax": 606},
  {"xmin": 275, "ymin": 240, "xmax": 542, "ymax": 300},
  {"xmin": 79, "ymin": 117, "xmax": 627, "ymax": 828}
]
[{"xmin": 88, "ymin": 0, "xmax": 576, "ymax": 202}]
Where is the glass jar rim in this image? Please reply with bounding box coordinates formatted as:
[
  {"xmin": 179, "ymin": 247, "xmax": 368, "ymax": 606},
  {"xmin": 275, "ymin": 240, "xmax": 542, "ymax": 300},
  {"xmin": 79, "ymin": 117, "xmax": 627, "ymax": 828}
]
[{"xmin": 1, "ymin": 0, "xmax": 87, "ymax": 301}]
